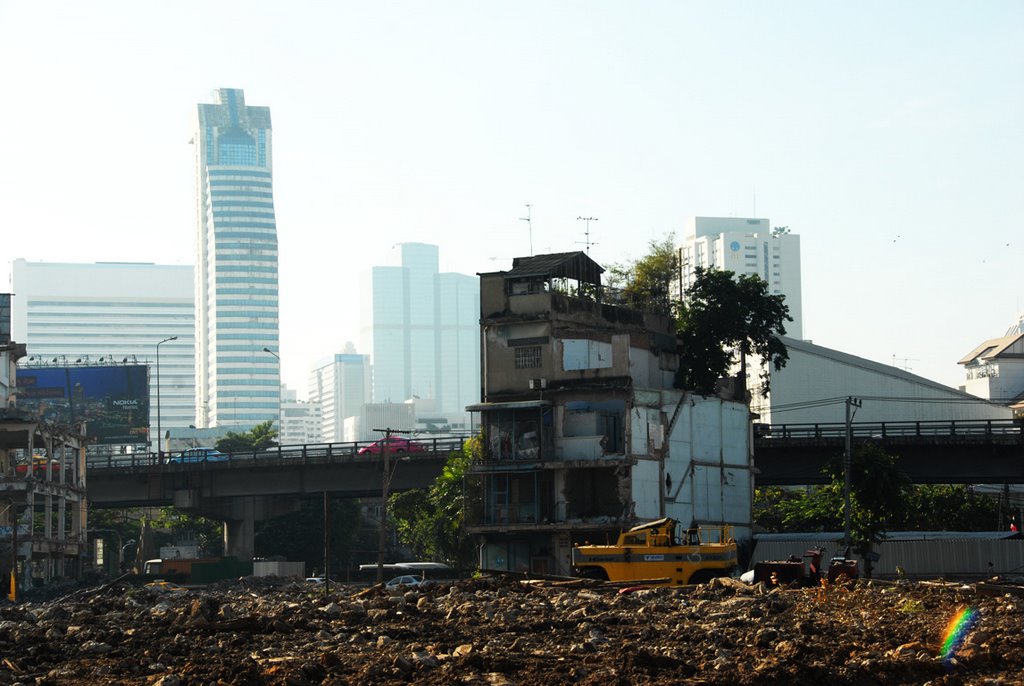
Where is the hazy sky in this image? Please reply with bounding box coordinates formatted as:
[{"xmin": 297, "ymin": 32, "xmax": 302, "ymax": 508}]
[{"xmin": 2, "ymin": 1, "xmax": 1022, "ymax": 402}]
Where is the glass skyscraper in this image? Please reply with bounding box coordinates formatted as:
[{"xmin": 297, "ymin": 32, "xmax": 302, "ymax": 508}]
[
  {"xmin": 360, "ymin": 243, "xmax": 480, "ymax": 422},
  {"xmin": 192, "ymin": 88, "xmax": 280, "ymax": 428}
]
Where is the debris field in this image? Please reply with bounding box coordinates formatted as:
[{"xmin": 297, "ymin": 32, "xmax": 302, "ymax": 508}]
[{"xmin": 0, "ymin": 575, "xmax": 1021, "ymax": 685}]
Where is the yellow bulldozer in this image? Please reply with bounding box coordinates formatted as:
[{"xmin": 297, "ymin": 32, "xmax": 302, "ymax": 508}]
[{"xmin": 572, "ymin": 517, "xmax": 738, "ymax": 586}]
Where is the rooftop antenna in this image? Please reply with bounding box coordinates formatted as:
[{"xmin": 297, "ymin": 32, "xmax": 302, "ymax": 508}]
[
  {"xmin": 519, "ymin": 204, "xmax": 533, "ymax": 256},
  {"xmin": 576, "ymin": 216, "xmax": 599, "ymax": 254},
  {"xmin": 892, "ymin": 355, "xmax": 919, "ymax": 371}
]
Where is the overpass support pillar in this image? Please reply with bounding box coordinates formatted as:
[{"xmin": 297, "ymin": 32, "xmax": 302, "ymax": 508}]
[
  {"xmin": 223, "ymin": 497, "xmax": 257, "ymax": 561},
  {"xmin": 217, "ymin": 495, "xmax": 301, "ymax": 562}
]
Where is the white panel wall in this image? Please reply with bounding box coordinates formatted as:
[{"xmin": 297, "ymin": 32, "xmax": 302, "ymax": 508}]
[
  {"xmin": 655, "ymin": 391, "xmax": 753, "ymax": 542},
  {"xmin": 631, "ymin": 458, "xmax": 662, "ymax": 520}
]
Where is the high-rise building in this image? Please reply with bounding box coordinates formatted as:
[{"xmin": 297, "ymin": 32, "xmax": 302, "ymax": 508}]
[
  {"xmin": 192, "ymin": 88, "xmax": 280, "ymax": 429},
  {"xmin": 279, "ymin": 385, "xmax": 323, "ymax": 445},
  {"xmin": 308, "ymin": 352, "xmax": 371, "ymax": 443},
  {"xmin": 437, "ymin": 272, "xmax": 481, "ymax": 420},
  {"xmin": 360, "ymin": 243, "xmax": 480, "ymax": 421},
  {"xmin": 679, "ymin": 217, "xmax": 803, "ymax": 339},
  {"xmin": 10, "ymin": 259, "xmax": 195, "ymax": 434}
]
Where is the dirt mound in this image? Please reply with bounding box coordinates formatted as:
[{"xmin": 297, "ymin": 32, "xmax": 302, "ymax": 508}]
[{"xmin": 0, "ymin": 575, "xmax": 1020, "ymax": 685}]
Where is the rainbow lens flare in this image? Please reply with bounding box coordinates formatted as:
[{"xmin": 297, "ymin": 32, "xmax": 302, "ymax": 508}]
[{"xmin": 940, "ymin": 606, "xmax": 979, "ymax": 660}]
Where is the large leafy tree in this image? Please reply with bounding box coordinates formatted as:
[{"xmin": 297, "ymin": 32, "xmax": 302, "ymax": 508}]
[
  {"xmin": 216, "ymin": 420, "xmax": 279, "ymax": 453},
  {"xmin": 606, "ymin": 235, "xmax": 680, "ymax": 316},
  {"xmin": 676, "ymin": 267, "xmax": 791, "ymax": 396},
  {"xmin": 388, "ymin": 435, "xmax": 481, "ymax": 569}
]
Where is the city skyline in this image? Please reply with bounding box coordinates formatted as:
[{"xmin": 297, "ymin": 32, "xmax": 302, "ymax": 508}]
[{"xmin": 1, "ymin": 3, "xmax": 1021, "ymax": 406}]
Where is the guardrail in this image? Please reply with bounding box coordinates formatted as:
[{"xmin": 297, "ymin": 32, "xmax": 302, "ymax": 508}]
[
  {"xmin": 756, "ymin": 419, "xmax": 1024, "ymax": 440},
  {"xmin": 86, "ymin": 437, "xmax": 467, "ymax": 470}
]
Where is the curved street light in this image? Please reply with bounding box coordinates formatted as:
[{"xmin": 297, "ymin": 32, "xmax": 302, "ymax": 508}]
[{"xmin": 156, "ymin": 336, "xmax": 178, "ymax": 456}]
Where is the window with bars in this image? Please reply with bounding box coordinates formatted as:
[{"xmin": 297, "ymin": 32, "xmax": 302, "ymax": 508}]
[{"xmin": 515, "ymin": 346, "xmax": 542, "ymax": 368}]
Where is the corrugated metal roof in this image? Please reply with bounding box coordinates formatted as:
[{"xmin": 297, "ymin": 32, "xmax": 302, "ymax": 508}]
[
  {"xmin": 781, "ymin": 336, "xmax": 1001, "ymax": 403},
  {"xmin": 504, "ymin": 251, "xmax": 604, "ymax": 284}
]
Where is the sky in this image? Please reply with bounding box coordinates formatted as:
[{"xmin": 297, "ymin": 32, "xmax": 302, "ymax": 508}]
[{"xmin": 1, "ymin": 1, "xmax": 1022, "ymax": 401}]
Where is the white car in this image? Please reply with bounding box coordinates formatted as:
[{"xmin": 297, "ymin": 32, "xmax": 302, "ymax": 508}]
[
  {"xmin": 385, "ymin": 574, "xmax": 426, "ymax": 588},
  {"xmin": 305, "ymin": 576, "xmax": 326, "ymax": 584}
]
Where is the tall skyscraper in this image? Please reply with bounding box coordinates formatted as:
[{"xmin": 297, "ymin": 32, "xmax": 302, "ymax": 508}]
[
  {"xmin": 360, "ymin": 243, "xmax": 480, "ymax": 421},
  {"xmin": 679, "ymin": 217, "xmax": 803, "ymax": 339},
  {"xmin": 192, "ymin": 88, "xmax": 280, "ymax": 429},
  {"xmin": 10, "ymin": 259, "xmax": 196, "ymax": 433}
]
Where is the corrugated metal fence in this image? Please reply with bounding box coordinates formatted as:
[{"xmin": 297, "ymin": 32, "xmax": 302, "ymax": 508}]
[{"xmin": 750, "ymin": 534, "xmax": 1024, "ymax": 580}]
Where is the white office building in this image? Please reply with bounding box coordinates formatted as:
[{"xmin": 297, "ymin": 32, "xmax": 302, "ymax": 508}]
[
  {"xmin": 679, "ymin": 217, "xmax": 803, "ymax": 340},
  {"xmin": 9, "ymin": 259, "xmax": 195, "ymax": 435},
  {"xmin": 360, "ymin": 243, "xmax": 480, "ymax": 422},
  {"xmin": 308, "ymin": 352, "xmax": 371, "ymax": 443},
  {"xmin": 279, "ymin": 385, "xmax": 323, "ymax": 445},
  {"xmin": 192, "ymin": 88, "xmax": 280, "ymax": 429}
]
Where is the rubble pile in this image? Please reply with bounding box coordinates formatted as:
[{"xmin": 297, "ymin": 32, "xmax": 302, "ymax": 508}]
[{"xmin": 0, "ymin": 575, "xmax": 1021, "ymax": 685}]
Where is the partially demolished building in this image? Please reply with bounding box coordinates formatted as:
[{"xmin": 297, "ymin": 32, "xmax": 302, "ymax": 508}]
[
  {"xmin": 467, "ymin": 253, "xmax": 752, "ymax": 576},
  {"xmin": 0, "ymin": 295, "xmax": 88, "ymax": 595}
]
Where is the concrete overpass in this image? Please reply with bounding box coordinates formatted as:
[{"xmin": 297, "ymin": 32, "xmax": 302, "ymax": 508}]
[
  {"xmin": 86, "ymin": 420, "xmax": 1024, "ymax": 559},
  {"xmin": 754, "ymin": 419, "xmax": 1024, "ymax": 485},
  {"xmin": 87, "ymin": 438, "xmax": 464, "ymax": 559}
]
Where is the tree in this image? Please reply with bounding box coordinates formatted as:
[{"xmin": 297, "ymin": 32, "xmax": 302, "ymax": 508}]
[
  {"xmin": 676, "ymin": 267, "xmax": 791, "ymax": 396},
  {"xmin": 753, "ymin": 444, "xmax": 912, "ymax": 578},
  {"xmin": 254, "ymin": 497, "xmax": 362, "ymax": 578},
  {"xmin": 215, "ymin": 420, "xmax": 279, "ymax": 453},
  {"xmin": 149, "ymin": 507, "xmax": 224, "ymax": 557},
  {"xmin": 606, "ymin": 235, "xmax": 680, "ymax": 316},
  {"xmin": 388, "ymin": 435, "xmax": 482, "ymax": 569},
  {"xmin": 900, "ymin": 485, "xmax": 999, "ymax": 531}
]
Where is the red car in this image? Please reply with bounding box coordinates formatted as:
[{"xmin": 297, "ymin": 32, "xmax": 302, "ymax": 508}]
[{"xmin": 357, "ymin": 436, "xmax": 427, "ymax": 455}]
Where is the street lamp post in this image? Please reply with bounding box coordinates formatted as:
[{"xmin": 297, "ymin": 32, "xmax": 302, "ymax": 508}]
[{"xmin": 156, "ymin": 336, "xmax": 177, "ymax": 456}]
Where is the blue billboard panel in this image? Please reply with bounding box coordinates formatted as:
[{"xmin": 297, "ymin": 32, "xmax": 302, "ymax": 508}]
[{"xmin": 15, "ymin": 365, "xmax": 150, "ymax": 445}]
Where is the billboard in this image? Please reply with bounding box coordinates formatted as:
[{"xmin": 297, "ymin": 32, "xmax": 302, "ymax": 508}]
[{"xmin": 15, "ymin": 365, "xmax": 150, "ymax": 445}]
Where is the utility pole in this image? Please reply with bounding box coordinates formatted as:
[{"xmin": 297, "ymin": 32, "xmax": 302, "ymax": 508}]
[
  {"xmin": 843, "ymin": 396, "xmax": 862, "ymax": 552},
  {"xmin": 375, "ymin": 427, "xmax": 394, "ymax": 584},
  {"xmin": 576, "ymin": 216, "xmax": 599, "ymax": 254},
  {"xmin": 323, "ymin": 490, "xmax": 330, "ymax": 596},
  {"xmin": 519, "ymin": 204, "xmax": 533, "ymax": 256}
]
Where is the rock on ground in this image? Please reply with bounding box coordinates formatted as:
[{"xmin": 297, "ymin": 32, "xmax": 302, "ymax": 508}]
[{"xmin": 0, "ymin": 574, "xmax": 1020, "ymax": 685}]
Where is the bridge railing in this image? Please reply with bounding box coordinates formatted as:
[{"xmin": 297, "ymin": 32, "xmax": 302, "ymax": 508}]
[
  {"xmin": 757, "ymin": 418, "xmax": 1023, "ymax": 440},
  {"xmin": 86, "ymin": 436, "xmax": 467, "ymax": 470}
]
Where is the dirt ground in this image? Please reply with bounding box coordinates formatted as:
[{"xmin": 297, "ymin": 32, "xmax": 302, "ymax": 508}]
[{"xmin": 0, "ymin": 574, "xmax": 1021, "ymax": 685}]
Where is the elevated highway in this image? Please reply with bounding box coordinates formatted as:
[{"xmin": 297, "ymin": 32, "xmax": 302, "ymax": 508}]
[
  {"xmin": 753, "ymin": 419, "xmax": 1024, "ymax": 485},
  {"xmin": 86, "ymin": 437, "xmax": 465, "ymax": 559}
]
